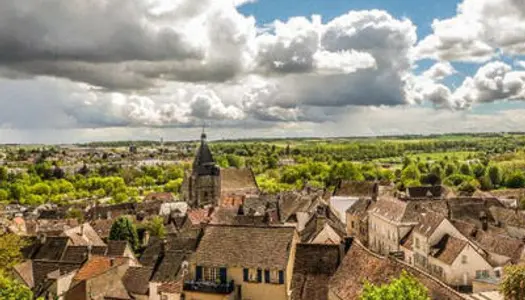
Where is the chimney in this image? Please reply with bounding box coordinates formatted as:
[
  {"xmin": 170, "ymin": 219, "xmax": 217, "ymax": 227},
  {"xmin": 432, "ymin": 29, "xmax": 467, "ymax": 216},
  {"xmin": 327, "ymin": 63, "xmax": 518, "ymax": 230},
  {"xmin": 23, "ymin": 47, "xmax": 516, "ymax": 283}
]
[
  {"xmin": 160, "ymin": 239, "xmax": 168, "ymax": 256},
  {"xmin": 109, "ymin": 258, "xmax": 115, "ymax": 267},
  {"xmin": 79, "ymin": 224, "xmax": 84, "ymax": 236},
  {"xmin": 86, "ymin": 245, "xmax": 92, "ymax": 261},
  {"xmin": 480, "ymin": 211, "xmax": 488, "ymax": 231},
  {"xmin": 237, "ymin": 204, "xmax": 245, "ymax": 216},
  {"xmin": 372, "ymin": 182, "xmax": 379, "ymax": 202}
]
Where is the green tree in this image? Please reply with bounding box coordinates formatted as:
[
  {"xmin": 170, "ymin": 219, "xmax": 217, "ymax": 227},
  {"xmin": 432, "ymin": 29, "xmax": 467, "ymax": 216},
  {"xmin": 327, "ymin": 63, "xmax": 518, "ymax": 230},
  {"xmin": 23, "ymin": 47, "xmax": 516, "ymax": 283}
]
[
  {"xmin": 109, "ymin": 217, "xmax": 139, "ymax": 251},
  {"xmin": 505, "ymin": 171, "xmax": 525, "ymax": 189},
  {"xmin": 145, "ymin": 216, "xmax": 166, "ymax": 239},
  {"xmin": 488, "ymin": 165, "xmax": 503, "ymax": 187},
  {"xmin": 401, "ymin": 164, "xmax": 421, "ymax": 182},
  {"xmin": 0, "ymin": 270, "xmax": 34, "ymax": 299},
  {"xmin": 0, "ymin": 234, "xmax": 27, "ymax": 270},
  {"xmin": 164, "ymin": 179, "xmax": 183, "ymax": 193},
  {"xmin": 459, "ymin": 163, "xmax": 472, "ymax": 176},
  {"xmin": 360, "ymin": 271, "xmax": 430, "ymax": 300},
  {"xmin": 0, "ymin": 166, "xmax": 7, "ymax": 182},
  {"xmin": 500, "ymin": 265, "xmax": 525, "ymax": 300}
]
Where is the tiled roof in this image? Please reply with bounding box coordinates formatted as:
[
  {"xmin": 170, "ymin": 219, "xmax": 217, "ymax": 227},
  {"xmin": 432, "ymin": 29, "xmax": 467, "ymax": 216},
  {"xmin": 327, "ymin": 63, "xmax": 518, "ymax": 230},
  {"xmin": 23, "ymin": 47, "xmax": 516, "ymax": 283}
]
[
  {"xmin": 431, "ymin": 235, "xmax": 468, "ymax": 265},
  {"xmin": 334, "ymin": 181, "xmax": 376, "ymax": 197},
  {"xmin": 74, "ymin": 256, "xmax": 128, "ymax": 281},
  {"xmin": 33, "ymin": 236, "xmax": 70, "ymax": 260},
  {"xmin": 158, "ymin": 281, "xmax": 183, "ymax": 294},
  {"xmin": 144, "ymin": 192, "xmax": 174, "ymax": 202},
  {"xmin": 278, "ymin": 192, "xmax": 324, "ymax": 222},
  {"xmin": 414, "ymin": 212, "xmax": 445, "ymax": 238},
  {"xmin": 345, "ymin": 198, "xmax": 371, "ymax": 216},
  {"xmin": 63, "ymin": 223, "xmax": 106, "ymax": 246},
  {"xmin": 329, "ymin": 242, "xmax": 466, "ymax": 300},
  {"xmin": 187, "ymin": 208, "xmax": 212, "ymax": 225},
  {"xmin": 140, "ymin": 235, "xmax": 200, "ymax": 267},
  {"xmin": 151, "ymin": 250, "xmax": 187, "ymax": 282},
  {"xmin": 471, "ymin": 230, "xmax": 524, "ymax": 263},
  {"xmin": 368, "ymin": 198, "xmax": 414, "ymax": 223},
  {"xmin": 13, "ymin": 260, "xmax": 34, "ymax": 288},
  {"xmin": 194, "ymin": 225, "xmax": 295, "ymax": 269},
  {"xmin": 90, "ymin": 219, "xmax": 113, "ymax": 239},
  {"xmin": 219, "ymin": 168, "xmax": 259, "ymax": 194},
  {"xmin": 32, "ymin": 260, "xmax": 81, "ymax": 289},
  {"xmin": 61, "ymin": 246, "xmax": 90, "ymax": 263},
  {"xmin": 291, "ymin": 244, "xmax": 341, "ymax": 300},
  {"xmin": 107, "ymin": 240, "xmax": 129, "ymax": 257},
  {"xmin": 122, "ymin": 267, "xmax": 153, "ymax": 295},
  {"xmin": 489, "ymin": 207, "xmax": 525, "ymax": 228}
]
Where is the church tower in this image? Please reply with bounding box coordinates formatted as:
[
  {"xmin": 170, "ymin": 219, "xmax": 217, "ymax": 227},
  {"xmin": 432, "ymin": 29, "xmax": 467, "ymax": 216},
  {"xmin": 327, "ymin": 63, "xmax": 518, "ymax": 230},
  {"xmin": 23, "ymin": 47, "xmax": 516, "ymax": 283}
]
[{"xmin": 181, "ymin": 131, "xmax": 220, "ymax": 207}]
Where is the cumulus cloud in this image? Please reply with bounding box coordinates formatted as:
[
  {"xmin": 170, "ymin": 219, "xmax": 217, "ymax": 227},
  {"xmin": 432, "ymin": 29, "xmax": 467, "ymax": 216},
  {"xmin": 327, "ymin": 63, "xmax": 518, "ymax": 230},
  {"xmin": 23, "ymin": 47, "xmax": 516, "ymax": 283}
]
[
  {"xmin": 415, "ymin": 0, "xmax": 525, "ymax": 62},
  {"xmin": 422, "ymin": 62, "xmax": 457, "ymax": 81}
]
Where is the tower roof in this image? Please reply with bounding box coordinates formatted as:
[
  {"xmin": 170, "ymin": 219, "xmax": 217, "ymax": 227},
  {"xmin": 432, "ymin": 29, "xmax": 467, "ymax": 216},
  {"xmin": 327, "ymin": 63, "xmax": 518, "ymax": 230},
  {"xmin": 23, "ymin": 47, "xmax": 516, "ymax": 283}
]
[{"xmin": 192, "ymin": 132, "xmax": 218, "ymax": 176}]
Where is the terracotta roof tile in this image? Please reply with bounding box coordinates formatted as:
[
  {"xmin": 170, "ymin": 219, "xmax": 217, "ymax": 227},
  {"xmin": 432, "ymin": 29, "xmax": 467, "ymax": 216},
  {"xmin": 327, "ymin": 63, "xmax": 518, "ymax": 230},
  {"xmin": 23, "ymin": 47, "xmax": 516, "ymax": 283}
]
[{"xmin": 74, "ymin": 256, "xmax": 128, "ymax": 281}]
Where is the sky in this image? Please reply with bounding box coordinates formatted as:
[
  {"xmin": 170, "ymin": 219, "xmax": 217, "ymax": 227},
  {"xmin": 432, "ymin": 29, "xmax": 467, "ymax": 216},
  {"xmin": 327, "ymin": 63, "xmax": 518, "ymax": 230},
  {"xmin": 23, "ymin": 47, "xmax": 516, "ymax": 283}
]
[{"xmin": 1, "ymin": 0, "xmax": 525, "ymax": 144}]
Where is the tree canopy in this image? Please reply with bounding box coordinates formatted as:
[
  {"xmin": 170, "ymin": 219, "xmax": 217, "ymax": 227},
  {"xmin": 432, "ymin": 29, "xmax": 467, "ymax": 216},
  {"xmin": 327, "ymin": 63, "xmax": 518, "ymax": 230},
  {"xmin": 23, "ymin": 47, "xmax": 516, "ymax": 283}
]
[
  {"xmin": 109, "ymin": 216, "xmax": 139, "ymax": 251},
  {"xmin": 360, "ymin": 271, "xmax": 430, "ymax": 300}
]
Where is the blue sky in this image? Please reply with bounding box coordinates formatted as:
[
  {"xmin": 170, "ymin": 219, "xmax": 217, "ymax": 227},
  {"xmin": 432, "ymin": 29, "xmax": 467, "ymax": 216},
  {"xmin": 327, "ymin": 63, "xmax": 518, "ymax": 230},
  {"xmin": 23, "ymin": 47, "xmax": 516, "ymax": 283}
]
[{"xmin": 0, "ymin": 0, "xmax": 525, "ymax": 143}]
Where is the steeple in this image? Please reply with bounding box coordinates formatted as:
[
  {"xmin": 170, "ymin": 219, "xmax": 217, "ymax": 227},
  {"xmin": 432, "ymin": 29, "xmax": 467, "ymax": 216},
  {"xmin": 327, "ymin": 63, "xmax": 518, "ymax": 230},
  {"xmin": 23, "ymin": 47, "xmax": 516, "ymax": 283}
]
[{"xmin": 192, "ymin": 127, "xmax": 218, "ymax": 176}]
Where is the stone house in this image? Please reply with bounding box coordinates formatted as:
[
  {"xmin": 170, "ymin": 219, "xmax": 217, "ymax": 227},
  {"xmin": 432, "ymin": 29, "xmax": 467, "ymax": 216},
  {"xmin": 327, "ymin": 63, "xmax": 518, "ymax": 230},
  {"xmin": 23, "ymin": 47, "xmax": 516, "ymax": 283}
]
[
  {"xmin": 185, "ymin": 225, "xmax": 297, "ymax": 300},
  {"xmin": 367, "ymin": 198, "xmax": 419, "ymax": 255},
  {"xmin": 345, "ymin": 198, "xmax": 372, "ymax": 245}
]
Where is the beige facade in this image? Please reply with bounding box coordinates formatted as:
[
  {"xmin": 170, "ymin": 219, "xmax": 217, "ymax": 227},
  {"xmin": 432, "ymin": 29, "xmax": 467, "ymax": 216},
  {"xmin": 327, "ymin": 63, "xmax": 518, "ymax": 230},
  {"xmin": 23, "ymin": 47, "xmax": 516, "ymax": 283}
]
[{"xmin": 368, "ymin": 213, "xmax": 415, "ymax": 255}]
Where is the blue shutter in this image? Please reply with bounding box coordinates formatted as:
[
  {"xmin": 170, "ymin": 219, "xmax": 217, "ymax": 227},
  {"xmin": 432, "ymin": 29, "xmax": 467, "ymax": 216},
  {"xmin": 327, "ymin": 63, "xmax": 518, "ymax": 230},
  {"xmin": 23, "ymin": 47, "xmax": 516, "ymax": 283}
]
[
  {"xmin": 278, "ymin": 270, "xmax": 284, "ymax": 284},
  {"xmin": 243, "ymin": 268, "xmax": 249, "ymax": 282},
  {"xmin": 196, "ymin": 266, "xmax": 203, "ymax": 281},
  {"xmin": 264, "ymin": 270, "xmax": 270, "ymax": 283},
  {"xmin": 257, "ymin": 269, "xmax": 262, "ymax": 283},
  {"xmin": 219, "ymin": 267, "xmax": 227, "ymax": 283}
]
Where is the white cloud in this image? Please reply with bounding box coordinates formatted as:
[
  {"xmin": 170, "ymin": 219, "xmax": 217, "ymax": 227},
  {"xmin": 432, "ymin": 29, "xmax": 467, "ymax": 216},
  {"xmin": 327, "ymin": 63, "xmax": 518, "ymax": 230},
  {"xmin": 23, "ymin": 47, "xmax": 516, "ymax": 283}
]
[
  {"xmin": 422, "ymin": 62, "xmax": 457, "ymax": 81},
  {"xmin": 415, "ymin": 0, "xmax": 525, "ymax": 62}
]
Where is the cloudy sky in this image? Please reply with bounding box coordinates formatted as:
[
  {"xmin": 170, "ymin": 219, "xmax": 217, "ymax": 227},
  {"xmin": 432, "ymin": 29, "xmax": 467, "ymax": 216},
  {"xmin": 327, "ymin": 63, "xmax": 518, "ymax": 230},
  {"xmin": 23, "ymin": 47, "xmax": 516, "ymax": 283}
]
[{"xmin": 1, "ymin": 0, "xmax": 525, "ymax": 143}]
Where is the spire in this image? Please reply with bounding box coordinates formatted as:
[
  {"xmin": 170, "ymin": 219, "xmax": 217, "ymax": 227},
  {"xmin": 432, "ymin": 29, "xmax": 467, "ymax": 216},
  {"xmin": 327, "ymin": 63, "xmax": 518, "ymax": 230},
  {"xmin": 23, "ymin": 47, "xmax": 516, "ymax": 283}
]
[
  {"xmin": 193, "ymin": 126, "xmax": 217, "ymax": 175},
  {"xmin": 201, "ymin": 123, "xmax": 207, "ymax": 141}
]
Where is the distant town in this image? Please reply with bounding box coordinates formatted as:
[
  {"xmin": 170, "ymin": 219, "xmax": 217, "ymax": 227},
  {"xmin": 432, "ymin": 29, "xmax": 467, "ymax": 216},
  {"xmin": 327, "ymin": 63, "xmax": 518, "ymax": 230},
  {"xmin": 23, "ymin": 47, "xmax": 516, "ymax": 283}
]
[{"xmin": 1, "ymin": 132, "xmax": 525, "ymax": 300}]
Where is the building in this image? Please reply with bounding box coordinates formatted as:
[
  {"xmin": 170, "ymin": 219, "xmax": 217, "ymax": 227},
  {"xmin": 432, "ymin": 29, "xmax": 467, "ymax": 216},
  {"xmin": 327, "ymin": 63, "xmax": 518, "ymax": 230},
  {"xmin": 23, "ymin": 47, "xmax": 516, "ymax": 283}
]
[
  {"xmin": 185, "ymin": 225, "xmax": 297, "ymax": 300},
  {"xmin": 181, "ymin": 132, "xmax": 259, "ymax": 208}
]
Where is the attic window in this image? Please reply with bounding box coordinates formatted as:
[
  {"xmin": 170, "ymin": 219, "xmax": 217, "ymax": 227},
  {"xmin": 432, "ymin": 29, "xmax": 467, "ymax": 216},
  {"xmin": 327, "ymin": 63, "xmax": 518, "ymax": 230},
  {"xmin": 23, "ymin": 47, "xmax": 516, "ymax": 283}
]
[{"xmin": 461, "ymin": 255, "xmax": 467, "ymax": 264}]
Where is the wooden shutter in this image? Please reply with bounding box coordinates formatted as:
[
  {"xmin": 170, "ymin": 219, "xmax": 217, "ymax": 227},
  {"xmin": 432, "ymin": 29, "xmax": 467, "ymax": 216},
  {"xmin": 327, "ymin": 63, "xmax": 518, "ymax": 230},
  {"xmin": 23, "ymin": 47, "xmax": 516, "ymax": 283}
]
[
  {"xmin": 257, "ymin": 269, "xmax": 262, "ymax": 283},
  {"xmin": 264, "ymin": 270, "xmax": 270, "ymax": 283},
  {"xmin": 196, "ymin": 266, "xmax": 203, "ymax": 281},
  {"xmin": 278, "ymin": 270, "xmax": 284, "ymax": 284},
  {"xmin": 243, "ymin": 268, "xmax": 249, "ymax": 281},
  {"xmin": 219, "ymin": 267, "xmax": 227, "ymax": 283}
]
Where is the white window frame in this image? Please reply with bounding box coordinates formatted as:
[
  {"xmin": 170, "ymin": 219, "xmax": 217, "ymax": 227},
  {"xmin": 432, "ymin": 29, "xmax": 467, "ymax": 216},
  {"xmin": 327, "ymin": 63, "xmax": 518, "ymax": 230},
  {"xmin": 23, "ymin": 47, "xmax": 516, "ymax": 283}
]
[{"xmin": 203, "ymin": 267, "xmax": 220, "ymax": 282}]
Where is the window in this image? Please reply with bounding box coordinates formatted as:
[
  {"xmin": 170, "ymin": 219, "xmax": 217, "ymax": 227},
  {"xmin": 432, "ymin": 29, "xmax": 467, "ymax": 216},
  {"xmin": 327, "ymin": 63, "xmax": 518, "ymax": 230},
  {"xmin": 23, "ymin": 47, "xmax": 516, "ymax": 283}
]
[
  {"xmin": 203, "ymin": 267, "xmax": 220, "ymax": 282},
  {"xmin": 270, "ymin": 270, "xmax": 280, "ymax": 284},
  {"xmin": 415, "ymin": 237, "xmax": 420, "ymax": 249},
  {"xmin": 495, "ymin": 269, "xmax": 501, "ymax": 278},
  {"xmin": 351, "ymin": 221, "xmax": 355, "ymax": 229},
  {"xmin": 244, "ymin": 268, "xmax": 262, "ymax": 283},
  {"xmin": 461, "ymin": 255, "xmax": 467, "ymax": 264}
]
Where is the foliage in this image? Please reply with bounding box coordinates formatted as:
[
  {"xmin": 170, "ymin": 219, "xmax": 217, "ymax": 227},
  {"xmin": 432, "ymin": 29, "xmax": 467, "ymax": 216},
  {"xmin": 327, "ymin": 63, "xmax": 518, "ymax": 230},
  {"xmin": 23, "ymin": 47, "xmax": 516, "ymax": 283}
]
[
  {"xmin": 360, "ymin": 271, "xmax": 430, "ymax": 300},
  {"xmin": 0, "ymin": 271, "xmax": 34, "ymax": 300},
  {"xmin": 0, "ymin": 234, "xmax": 27, "ymax": 270},
  {"xmin": 505, "ymin": 171, "xmax": 525, "ymax": 189},
  {"xmin": 145, "ymin": 216, "xmax": 166, "ymax": 239},
  {"xmin": 500, "ymin": 265, "xmax": 525, "ymax": 300},
  {"xmin": 109, "ymin": 217, "xmax": 139, "ymax": 251}
]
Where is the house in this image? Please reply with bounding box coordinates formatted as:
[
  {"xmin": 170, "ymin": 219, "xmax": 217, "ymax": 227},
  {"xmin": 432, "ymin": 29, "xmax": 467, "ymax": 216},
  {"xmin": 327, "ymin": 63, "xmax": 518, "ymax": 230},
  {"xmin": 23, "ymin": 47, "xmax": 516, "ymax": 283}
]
[
  {"xmin": 489, "ymin": 206, "xmax": 525, "ymax": 239},
  {"xmin": 65, "ymin": 256, "xmax": 133, "ymax": 300},
  {"xmin": 149, "ymin": 250, "xmax": 188, "ymax": 300},
  {"xmin": 290, "ymin": 244, "xmax": 342, "ymax": 300},
  {"xmin": 186, "ymin": 225, "xmax": 297, "ymax": 300},
  {"xmin": 328, "ymin": 241, "xmax": 466, "ymax": 300},
  {"xmin": 298, "ymin": 204, "xmax": 346, "ymax": 244},
  {"xmin": 122, "ymin": 267, "xmax": 153, "ymax": 300},
  {"xmin": 345, "ymin": 198, "xmax": 372, "ymax": 245},
  {"xmin": 62, "ymin": 223, "xmax": 106, "ymax": 246},
  {"xmin": 367, "ymin": 198, "xmax": 420, "ymax": 255},
  {"xmin": 219, "ymin": 168, "xmax": 259, "ymax": 206},
  {"xmin": 406, "ymin": 212, "xmax": 493, "ymax": 287}
]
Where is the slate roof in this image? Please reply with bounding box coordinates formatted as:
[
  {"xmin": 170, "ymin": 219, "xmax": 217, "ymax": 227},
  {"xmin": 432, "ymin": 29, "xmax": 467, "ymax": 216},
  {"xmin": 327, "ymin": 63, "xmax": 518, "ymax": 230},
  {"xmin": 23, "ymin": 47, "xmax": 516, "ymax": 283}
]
[
  {"xmin": 471, "ymin": 230, "xmax": 524, "ymax": 263},
  {"xmin": 345, "ymin": 198, "xmax": 372, "ymax": 217},
  {"xmin": 140, "ymin": 235, "xmax": 201, "ymax": 267},
  {"xmin": 219, "ymin": 168, "xmax": 259, "ymax": 194},
  {"xmin": 194, "ymin": 225, "xmax": 295, "ymax": 269},
  {"xmin": 291, "ymin": 244, "xmax": 341, "ymax": 300},
  {"xmin": 300, "ymin": 206, "xmax": 346, "ymax": 243},
  {"xmin": 448, "ymin": 198, "xmax": 500, "ymax": 226},
  {"xmin": 122, "ymin": 267, "xmax": 153, "ymax": 295},
  {"xmin": 33, "ymin": 236, "xmax": 70, "ymax": 260},
  {"xmin": 329, "ymin": 242, "xmax": 466, "ymax": 300},
  {"xmin": 431, "ymin": 235, "xmax": 468, "ymax": 265},
  {"xmin": 193, "ymin": 138, "xmax": 219, "ymax": 176},
  {"xmin": 278, "ymin": 191, "xmax": 324, "ymax": 222},
  {"xmin": 368, "ymin": 198, "xmax": 414, "ymax": 223}
]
